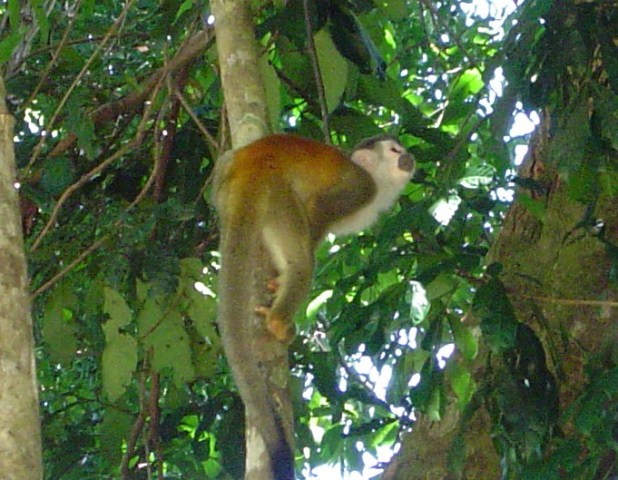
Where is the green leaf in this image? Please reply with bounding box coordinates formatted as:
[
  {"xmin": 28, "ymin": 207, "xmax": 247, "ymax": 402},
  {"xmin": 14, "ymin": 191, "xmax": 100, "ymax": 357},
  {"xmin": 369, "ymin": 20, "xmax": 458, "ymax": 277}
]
[
  {"xmin": 259, "ymin": 52, "xmax": 282, "ymax": 130},
  {"xmin": 102, "ymin": 333, "xmax": 137, "ymax": 401},
  {"xmin": 137, "ymin": 294, "xmax": 162, "ymax": 334},
  {"xmin": 459, "ymin": 164, "xmax": 496, "ymax": 189},
  {"xmin": 280, "ymin": 44, "xmax": 313, "ymax": 92},
  {"xmin": 443, "ymin": 69, "xmax": 484, "ymax": 124},
  {"xmin": 357, "ymin": 75, "xmax": 404, "ymax": 112},
  {"xmin": 450, "ymin": 68, "xmax": 484, "ymax": 100},
  {"xmin": 330, "ymin": 107, "xmax": 382, "ymax": 143},
  {"xmin": 448, "ymin": 317, "xmax": 478, "ymax": 361},
  {"xmin": 102, "ymin": 288, "xmax": 137, "ymax": 400},
  {"xmin": 141, "ymin": 304, "xmax": 195, "ymax": 386},
  {"xmin": 103, "ymin": 287, "xmax": 133, "ymax": 331},
  {"xmin": 381, "ymin": 0, "xmax": 408, "ymax": 20},
  {"xmin": 472, "ymin": 279, "xmax": 518, "ymax": 351},
  {"xmin": 321, "ymin": 424, "xmax": 345, "ymax": 459},
  {"xmin": 8, "ymin": 0, "xmax": 19, "ymax": 30},
  {"xmin": 187, "ymin": 291, "xmax": 217, "ymax": 339},
  {"xmin": 178, "ymin": 258, "xmax": 218, "ymax": 340},
  {"xmin": 410, "ymin": 357, "xmax": 442, "ymax": 412},
  {"xmin": 67, "ymin": 96, "xmax": 96, "ymax": 159},
  {"xmin": 31, "ymin": 0, "xmax": 49, "ymax": 41},
  {"xmin": 425, "ymin": 273, "xmax": 457, "ymax": 301},
  {"xmin": 315, "ymin": 29, "xmax": 348, "ymax": 113},
  {"xmin": 0, "ymin": 32, "xmax": 22, "ymax": 64},
  {"xmin": 100, "ymin": 406, "xmax": 133, "ymax": 465},
  {"xmin": 329, "ymin": 3, "xmax": 385, "ymax": 76},
  {"xmin": 175, "ymin": 0, "xmax": 195, "ymax": 21},
  {"xmin": 40, "ymin": 157, "xmax": 76, "ymax": 195},
  {"xmin": 41, "ymin": 284, "xmax": 78, "ymax": 364},
  {"xmin": 448, "ymin": 362, "xmax": 475, "ymax": 407},
  {"xmin": 517, "ymin": 192, "xmax": 546, "ymax": 222},
  {"xmin": 41, "ymin": 303, "xmax": 77, "ymax": 364}
]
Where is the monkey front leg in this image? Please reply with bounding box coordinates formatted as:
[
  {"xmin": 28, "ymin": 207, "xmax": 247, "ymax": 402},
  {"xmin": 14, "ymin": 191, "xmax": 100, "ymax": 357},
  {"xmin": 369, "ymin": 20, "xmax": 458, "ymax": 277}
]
[
  {"xmin": 258, "ymin": 206, "xmax": 314, "ymax": 344},
  {"xmin": 254, "ymin": 277, "xmax": 290, "ymax": 342},
  {"xmin": 255, "ymin": 305, "xmax": 295, "ymax": 343}
]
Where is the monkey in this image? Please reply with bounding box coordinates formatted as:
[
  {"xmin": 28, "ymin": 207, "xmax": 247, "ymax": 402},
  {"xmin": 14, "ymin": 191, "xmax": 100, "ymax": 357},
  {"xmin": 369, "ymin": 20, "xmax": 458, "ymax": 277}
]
[{"xmin": 212, "ymin": 133, "xmax": 414, "ymax": 479}]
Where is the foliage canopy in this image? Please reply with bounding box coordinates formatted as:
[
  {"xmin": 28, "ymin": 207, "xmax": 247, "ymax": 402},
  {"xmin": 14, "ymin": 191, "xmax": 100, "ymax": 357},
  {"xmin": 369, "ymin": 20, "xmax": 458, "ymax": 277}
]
[{"xmin": 2, "ymin": 0, "xmax": 617, "ymax": 478}]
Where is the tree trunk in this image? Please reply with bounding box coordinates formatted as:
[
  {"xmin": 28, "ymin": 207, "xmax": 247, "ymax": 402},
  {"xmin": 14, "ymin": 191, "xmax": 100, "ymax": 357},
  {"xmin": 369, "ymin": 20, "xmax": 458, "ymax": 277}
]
[
  {"xmin": 384, "ymin": 111, "xmax": 618, "ymax": 478},
  {"xmin": 210, "ymin": 2, "xmax": 294, "ymax": 479},
  {"xmin": 0, "ymin": 77, "xmax": 43, "ymax": 479}
]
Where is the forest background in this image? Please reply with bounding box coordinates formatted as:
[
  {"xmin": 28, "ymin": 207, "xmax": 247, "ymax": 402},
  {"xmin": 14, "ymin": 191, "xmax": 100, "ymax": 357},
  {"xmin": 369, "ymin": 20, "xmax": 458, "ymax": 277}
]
[{"xmin": 0, "ymin": 0, "xmax": 616, "ymax": 479}]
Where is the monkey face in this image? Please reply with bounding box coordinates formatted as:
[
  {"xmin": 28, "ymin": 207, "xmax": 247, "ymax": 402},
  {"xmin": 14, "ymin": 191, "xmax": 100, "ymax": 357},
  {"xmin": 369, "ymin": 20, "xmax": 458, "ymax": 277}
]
[{"xmin": 374, "ymin": 137, "xmax": 415, "ymax": 187}]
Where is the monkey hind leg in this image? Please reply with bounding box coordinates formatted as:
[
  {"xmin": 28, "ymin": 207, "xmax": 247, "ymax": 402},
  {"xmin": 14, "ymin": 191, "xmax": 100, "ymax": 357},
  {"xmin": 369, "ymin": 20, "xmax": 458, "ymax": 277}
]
[{"xmin": 261, "ymin": 195, "xmax": 313, "ymax": 344}]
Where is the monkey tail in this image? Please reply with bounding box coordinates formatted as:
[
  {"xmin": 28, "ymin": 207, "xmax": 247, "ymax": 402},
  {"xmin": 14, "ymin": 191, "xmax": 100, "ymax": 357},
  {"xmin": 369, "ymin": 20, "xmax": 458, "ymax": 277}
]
[{"xmin": 217, "ymin": 204, "xmax": 295, "ymax": 480}]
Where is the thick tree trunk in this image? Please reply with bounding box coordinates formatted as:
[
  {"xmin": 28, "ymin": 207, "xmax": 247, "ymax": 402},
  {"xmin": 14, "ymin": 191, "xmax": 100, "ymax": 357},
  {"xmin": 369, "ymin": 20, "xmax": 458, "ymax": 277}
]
[
  {"xmin": 384, "ymin": 112, "xmax": 618, "ymax": 479},
  {"xmin": 0, "ymin": 77, "xmax": 43, "ymax": 479}
]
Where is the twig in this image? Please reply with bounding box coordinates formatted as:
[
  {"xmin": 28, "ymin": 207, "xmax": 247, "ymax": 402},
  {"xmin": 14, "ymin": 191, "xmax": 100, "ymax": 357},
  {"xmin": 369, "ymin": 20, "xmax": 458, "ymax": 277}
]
[
  {"xmin": 31, "ymin": 87, "xmax": 166, "ymax": 300},
  {"xmin": 30, "ymin": 235, "xmax": 110, "ymax": 299},
  {"xmin": 120, "ymin": 368, "xmax": 147, "ymax": 479},
  {"xmin": 25, "ymin": 0, "xmax": 137, "ymax": 174},
  {"xmin": 22, "ymin": 0, "xmax": 82, "ymax": 111},
  {"xmin": 30, "ymin": 70, "xmax": 165, "ymax": 252},
  {"xmin": 512, "ymin": 293, "xmax": 618, "ymax": 308},
  {"xmin": 174, "ymin": 88, "xmax": 219, "ymax": 151},
  {"xmin": 337, "ymin": 350, "xmax": 394, "ymax": 413},
  {"xmin": 33, "ymin": 28, "xmax": 213, "ymax": 161},
  {"xmin": 303, "ymin": 0, "xmax": 331, "ymax": 143},
  {"xmin": 148, "ymin": 373, "xmax": 164, "ymax": 478}
]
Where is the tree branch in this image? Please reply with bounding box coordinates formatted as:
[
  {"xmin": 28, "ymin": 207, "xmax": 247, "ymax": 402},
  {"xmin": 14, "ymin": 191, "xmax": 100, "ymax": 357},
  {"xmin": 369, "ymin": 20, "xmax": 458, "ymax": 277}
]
[{"xmin": 42, "ymin": 29, "xmax": 214, "ymax": 160}]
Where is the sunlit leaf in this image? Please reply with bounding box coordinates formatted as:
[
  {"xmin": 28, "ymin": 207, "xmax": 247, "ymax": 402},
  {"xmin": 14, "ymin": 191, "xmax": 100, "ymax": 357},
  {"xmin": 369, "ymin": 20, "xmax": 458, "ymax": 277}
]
[{"xmin": 315, "ymin": 29, "xmax": 348, "ymax": 113}]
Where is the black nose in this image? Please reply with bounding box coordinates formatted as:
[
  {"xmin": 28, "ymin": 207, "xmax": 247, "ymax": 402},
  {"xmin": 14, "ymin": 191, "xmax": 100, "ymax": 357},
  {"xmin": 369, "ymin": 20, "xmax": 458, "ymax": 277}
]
[{"xmin": 398, "ymin": 153, "xmax": 415, "ymax": 172}]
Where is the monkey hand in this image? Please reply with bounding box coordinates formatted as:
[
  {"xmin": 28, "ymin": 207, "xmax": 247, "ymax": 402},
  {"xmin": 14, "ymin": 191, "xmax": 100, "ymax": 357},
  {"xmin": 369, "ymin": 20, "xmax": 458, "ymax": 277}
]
[{"xmin": 255, "ymin": 306, "xmax": 296, "ymax": 344}]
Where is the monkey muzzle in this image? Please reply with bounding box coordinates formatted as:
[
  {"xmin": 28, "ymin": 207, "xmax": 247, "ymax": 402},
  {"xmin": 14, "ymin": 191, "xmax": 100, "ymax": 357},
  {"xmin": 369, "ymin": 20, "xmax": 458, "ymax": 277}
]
[{"xmin": 398, "ymin": 152, "xmax": 415, "ymax": 172}]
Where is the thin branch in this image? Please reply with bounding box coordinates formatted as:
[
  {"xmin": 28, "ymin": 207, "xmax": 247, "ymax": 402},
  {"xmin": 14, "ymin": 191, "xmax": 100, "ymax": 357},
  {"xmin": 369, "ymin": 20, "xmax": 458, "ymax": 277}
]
[
  {"xmin": 174, "ymin": 88, "xmax": 220, "ymax": 151},
  {"xmin": 418, "ymin": 0, "xmax": 480, "ymax": 70},
  {"xmin": 151, "ymin": 48, "xmax": 175, "ymax": 203},
  {"xmin": 29, "ymin": 70, "xmax": 165, "ymax": 252},
  {"xmin": 511, "ymin": 293, "xmax": 618, "ymax": 308},
  {"xmin": 274, "ymin": 66, "xmax": 320, "ymax": 111},
  {"xmin": 303, "ymin": 0, "xmax": 331, "ymax": 143},
  {"xmin": 31, "ymin": 93, "xmax": 166, "ymax": 300},
  {"xmin": 22, "ymin": 32, "xmax": 149, "ymax": 64},
  {"xmin": 25, "ymin": 0, "xmax": 137, "ymax": 174},
  {"xmin": 30, "ymin": 235, "xmax": 110, "ymax": 299},
  {"xmin": 148, "ymin": 373, "xmax": 163, "ymax": 479},
  {"xmin": 120, "ymin": 369, "xmax": 147, "ymax": 480},
  {"xmin": 336, "ymin": 349, "xmax": 394, "ymax": 414},
  {"xmin": 31, "ymin": 144, "xmax": 130, "ymax": 252},
  {"xmin": 22, "ymin": 0, "xmax": 82, "ymax": 111},
  {"xmin": 5, "ymin": 0, "xmax": 58, "ymax": 78},
  {"xmin": 44, "ymin": 29, "xmax": 213, "ymax": 159}
]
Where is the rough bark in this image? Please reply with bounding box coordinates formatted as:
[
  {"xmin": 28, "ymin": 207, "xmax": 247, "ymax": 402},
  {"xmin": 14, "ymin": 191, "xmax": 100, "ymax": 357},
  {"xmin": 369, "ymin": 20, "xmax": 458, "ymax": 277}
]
[
  {"xmin": 211, "ymin": 0, "xmax": 270, "ymax": 148},
  {"xmin": 0, "ymin": 77, "xmax": 43, "ymax": 479},
  {"xmin": 384, "ymin": 112, "xmax": 618, "ymax": 478}
]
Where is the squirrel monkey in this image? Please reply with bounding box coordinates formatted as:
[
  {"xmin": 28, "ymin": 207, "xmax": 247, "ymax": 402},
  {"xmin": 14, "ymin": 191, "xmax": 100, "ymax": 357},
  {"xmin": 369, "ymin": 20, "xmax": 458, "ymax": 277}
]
[{"xmin": 213, "ymin": 133, "xmax": 414, "ymax": 479}]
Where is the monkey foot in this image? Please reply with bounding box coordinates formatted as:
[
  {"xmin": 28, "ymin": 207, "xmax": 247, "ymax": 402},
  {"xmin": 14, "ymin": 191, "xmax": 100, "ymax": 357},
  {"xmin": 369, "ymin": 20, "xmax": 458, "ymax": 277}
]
[
  {"xmin": 266, "ymin": 278, "xmax": 280, "ymax": 293},
  {"xmin": 255, "ymin": 307, "xmax": 295, "ymax": 344}
]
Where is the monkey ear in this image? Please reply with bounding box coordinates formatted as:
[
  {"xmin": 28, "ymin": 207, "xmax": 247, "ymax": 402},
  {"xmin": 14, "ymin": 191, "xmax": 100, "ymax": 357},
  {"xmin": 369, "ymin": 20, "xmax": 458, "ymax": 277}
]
[{"xmin": 351, "ymin": 149, "xmax": 376, "ymax": 170}]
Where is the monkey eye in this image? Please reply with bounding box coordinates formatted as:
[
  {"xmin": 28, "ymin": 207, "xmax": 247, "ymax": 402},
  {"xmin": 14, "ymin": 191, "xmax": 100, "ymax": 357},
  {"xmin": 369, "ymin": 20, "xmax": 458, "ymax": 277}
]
[{"xmin": 390, "ymin": 145, "xmax": 403, "ymax": 154}]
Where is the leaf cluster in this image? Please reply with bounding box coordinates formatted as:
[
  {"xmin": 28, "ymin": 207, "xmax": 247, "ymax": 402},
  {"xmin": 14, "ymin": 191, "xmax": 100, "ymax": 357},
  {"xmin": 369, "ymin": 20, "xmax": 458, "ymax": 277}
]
[{"xmin": 4, "ymin": 0, "xmax": 617, "ymax": 478}]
